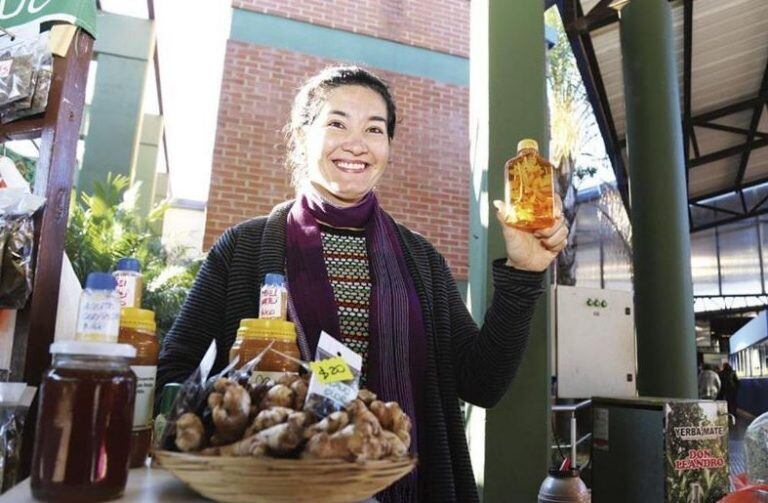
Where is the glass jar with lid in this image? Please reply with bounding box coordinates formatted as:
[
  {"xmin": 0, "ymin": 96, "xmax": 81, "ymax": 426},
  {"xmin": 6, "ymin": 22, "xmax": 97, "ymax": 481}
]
[
  {"xmin": 118, "ymin": 307, "xmax": 158, "ymax": 468},
  {"xmin": 229, "ymin": 318, "xmax": 301, "ymax": 384},
  {"xmin": 31, "ymin": 341, "xmax": 136, "ymax": 502}
]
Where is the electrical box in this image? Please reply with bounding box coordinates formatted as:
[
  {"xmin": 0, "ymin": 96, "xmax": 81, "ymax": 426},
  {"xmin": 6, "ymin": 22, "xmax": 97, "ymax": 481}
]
[{"xmin": 556, "ymin": 285, "xmax": 637, "ymax": 398}]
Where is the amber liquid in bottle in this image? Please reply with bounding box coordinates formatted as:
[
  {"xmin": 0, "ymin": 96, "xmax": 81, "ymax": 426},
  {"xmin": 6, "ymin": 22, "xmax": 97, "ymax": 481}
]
[{"xmin": 504, "ymin": 139, "xmax": 555, "ymax": 230}]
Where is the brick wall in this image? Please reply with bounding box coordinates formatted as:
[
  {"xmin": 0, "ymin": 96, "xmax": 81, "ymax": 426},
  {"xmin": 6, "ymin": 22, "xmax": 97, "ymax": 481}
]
[
  {"xmin": 233, "ymin": 0, "xmax": 469, "ymax": 58},
  {"xmin": 205, "ymin": 42, "xmax": 470, "ymax": 278}
]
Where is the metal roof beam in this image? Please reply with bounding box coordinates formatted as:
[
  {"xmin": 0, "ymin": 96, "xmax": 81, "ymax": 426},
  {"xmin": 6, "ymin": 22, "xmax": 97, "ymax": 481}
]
[
  {"xmin": 557, "ymin": 0, "xmax": 630, "ymax": 212},
  {"xmin": 690, "ymin": 174, "xmax": 768, "ymax": 204},
  {"xmin": 690, "ymin": 137, "xmax": 768, "ymax": 168},
  {"xmin": 692, "ymin": 96, "xmax": 766, "ymax": 125},
  {"xmin": 735, "ymin": 56, "xmax": 768, "ymax": 185},
  {"xmin": 696, "ymin": 122, "xmax": 768, "ymax": 139},
  {"xmin": 565, "ymin": 0, "xmax": 691, "ymax": 35},
  {"xmin": 690, "ymin": 205, "xmax": 768, "ymax": 232}
]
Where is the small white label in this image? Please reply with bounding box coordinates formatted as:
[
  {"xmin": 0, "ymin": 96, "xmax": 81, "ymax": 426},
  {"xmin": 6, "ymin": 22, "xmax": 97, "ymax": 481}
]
[
  {"xmin": 0, "ymin": 60, "xmax": 11, "ymax": 78},
  {"xmin": 250, "ymin": 370, "xmax": 296, "ymax": 387},
  {"xmin": 131, "ymin": 365, "xmax": 157, "ymax": 430},
  {"xmin": 259, "ymin": 285, "xmax": 285, "ymax": 319},
  {"xmin": 75, "ymin": 296, "xmax": 120, "ymax": 342},
  {"xmin": 115, "ymin": 274, "xmax": 140, "ymax": 308}
]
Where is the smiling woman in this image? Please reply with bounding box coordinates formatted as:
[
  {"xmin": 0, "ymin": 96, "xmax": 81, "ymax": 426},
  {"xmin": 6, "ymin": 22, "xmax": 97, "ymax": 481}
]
[{"xmin": 156, "ymin": 66, "xmax": 568, "ymax": 502}]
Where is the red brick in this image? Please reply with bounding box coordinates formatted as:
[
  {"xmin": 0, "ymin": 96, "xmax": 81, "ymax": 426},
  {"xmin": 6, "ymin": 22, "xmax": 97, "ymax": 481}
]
[
  {"xmin": 206, "ymin": 43, "xmax": 470, "ymax": 279},
  {"xmin": 232, "ymin": 0, "xmax": 469, "ymax": 58}
]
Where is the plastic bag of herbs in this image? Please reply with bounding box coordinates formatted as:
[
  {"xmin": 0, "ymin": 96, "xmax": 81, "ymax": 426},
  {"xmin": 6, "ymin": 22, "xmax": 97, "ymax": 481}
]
[{"xmin": 0, "ymin": 189, "xmax": 44, "ymax": 309}]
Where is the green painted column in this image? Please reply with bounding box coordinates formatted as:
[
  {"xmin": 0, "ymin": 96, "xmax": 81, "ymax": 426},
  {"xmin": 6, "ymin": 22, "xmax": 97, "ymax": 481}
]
[
  {"xmin": 78, "ymin": 12, "xmax": 155, "ymax": 195},
  {"xmin": 619, "ymin": 0, "xmax": 697, "ymax": 398},
  {"xmin": 133, "ymin": 113, "xmax": 164, "ymax": 216},
  {"xmin": 469, "ymin": 0, "xmax": 550, "ymax": 500}
]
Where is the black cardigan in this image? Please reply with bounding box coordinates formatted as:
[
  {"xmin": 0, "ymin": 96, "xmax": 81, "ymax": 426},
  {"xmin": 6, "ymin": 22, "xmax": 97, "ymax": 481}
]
[{"xmin": 157, "ymin": 201, "xmax": 544, "ymax": 502}]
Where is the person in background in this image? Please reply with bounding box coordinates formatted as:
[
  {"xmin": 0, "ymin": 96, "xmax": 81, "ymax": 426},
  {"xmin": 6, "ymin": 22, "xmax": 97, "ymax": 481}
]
[
  {"xmin": 698, "ymin": 364, "xmax": 721, "ymax": 400},
  {"xmin": 718, "ymin": 362, "xmax": 739, "ymax": 416}
]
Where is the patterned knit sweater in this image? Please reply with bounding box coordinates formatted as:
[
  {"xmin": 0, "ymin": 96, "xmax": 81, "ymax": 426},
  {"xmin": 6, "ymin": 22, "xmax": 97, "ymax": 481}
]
[
  {"xmin": 319, "ymin": 224, "xmax": 372, "ymax": 379},
  {"xmin": 157, "ymin": 201, "xmax": 544, "ymax": 502}
]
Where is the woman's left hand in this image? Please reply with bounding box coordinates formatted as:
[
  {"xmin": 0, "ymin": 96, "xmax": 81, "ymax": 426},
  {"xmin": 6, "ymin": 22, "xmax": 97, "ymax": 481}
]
[{"xmin": 492, "ymin": 195, "xmax": 569, "ymax": 272}]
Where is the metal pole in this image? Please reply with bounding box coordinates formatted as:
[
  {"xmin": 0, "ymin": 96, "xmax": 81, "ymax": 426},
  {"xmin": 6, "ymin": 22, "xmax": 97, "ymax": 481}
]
[
  {"xmin": 618, "ymin": 0, "xmax": 698, "ymax": 398},
  {"xmin": 470, "ymin": 0, "xmax": 550, "ymax": 499}
]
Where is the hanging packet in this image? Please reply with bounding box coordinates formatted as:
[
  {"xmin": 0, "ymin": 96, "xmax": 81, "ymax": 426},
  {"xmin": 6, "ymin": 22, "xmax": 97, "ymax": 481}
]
[
  {"xmin": 303, "ymin": 331, "xmax": 362, "ymax": 418},
  {"xmin": 1, "ymin": 32, "xmax": 52, "ymax": 123},
  {"xmin": 0, "ymin": 189, "xmax": 44, "ymax": 309},
  {"xmin": 0, "ymin": 383, "xmax": 36, "ymax": 494}
]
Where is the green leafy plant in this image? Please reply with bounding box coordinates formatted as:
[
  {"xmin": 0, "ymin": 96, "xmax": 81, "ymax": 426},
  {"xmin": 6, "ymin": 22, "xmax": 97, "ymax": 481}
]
[{"xmin": 65, "ymin": 173, "xmax": 204, "ymax": 341}]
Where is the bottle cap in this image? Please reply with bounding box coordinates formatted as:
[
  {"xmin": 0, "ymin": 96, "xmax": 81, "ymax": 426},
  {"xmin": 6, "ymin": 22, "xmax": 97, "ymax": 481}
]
[
  {"xmin": 120, "ymin": 308, "xmax": 157, "ymax": 332},
  {"xmin": 85, "ymin": 272, "xmax": 117, "ymax": 291},
  {"xmin": 517, "ymin": 138, "xmax": 539, "ymax": 152},
  {"xmin": 115, "ymin": 257, "xmax": 141, "ymax": 273},
  {"xmin": 50, "ymin": 341, "xmax": 137, "ymax": 358},
  {"xmin": 264, "ymin": 273, "xmax": 285, "ymax": 287}
]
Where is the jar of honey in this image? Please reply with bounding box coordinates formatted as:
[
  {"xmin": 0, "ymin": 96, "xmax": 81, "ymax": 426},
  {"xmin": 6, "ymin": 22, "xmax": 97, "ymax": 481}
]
[
  {"xmin": 230, "ymin": 319, "xmax": 300, "ymax": 384},
  {"xmin": 31, "ymin": 341, "xmax": 136, "ymax": 502},
  {"xmin": 118, "ymin": 307, "xmax": 158, "ymax": 468},
  {"xmin": 504, "ymin": 138, "xmax": 556, "ymax": 230}
]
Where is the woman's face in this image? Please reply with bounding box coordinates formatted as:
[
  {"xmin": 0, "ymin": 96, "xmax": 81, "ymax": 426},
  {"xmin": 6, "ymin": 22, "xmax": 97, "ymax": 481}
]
[{"xmin": 302, "ymin": 85, "xmax": 390, "ymax": 206}]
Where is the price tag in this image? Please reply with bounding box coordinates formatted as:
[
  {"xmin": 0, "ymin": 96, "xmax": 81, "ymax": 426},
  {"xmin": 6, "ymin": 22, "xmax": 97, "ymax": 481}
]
[{"xmin": 309, "ymin": 356, "xmax": 354, "ymax": 384}]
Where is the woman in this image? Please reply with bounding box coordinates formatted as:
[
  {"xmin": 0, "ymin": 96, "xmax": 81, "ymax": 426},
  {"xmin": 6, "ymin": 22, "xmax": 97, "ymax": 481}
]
[{"xmin": 157, "ymin": 66, "xmax": 568, "ymax": 502}]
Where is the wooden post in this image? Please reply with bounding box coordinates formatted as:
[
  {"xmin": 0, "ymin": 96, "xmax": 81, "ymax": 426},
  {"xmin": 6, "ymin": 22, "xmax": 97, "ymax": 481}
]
[{"xmin": 5, "ymin": 28, "xmax": 94, "ymax": 478}]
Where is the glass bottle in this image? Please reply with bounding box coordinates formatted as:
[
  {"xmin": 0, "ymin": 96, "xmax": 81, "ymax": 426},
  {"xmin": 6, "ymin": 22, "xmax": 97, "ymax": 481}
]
[
  {"xmin": 113, "ymin": 257, "xmax": 143, "ymax": 309},
  {"xmin": 504, "ymin": 138, "xmax": 556, "ymax": 230},
  {"xmin": 74, "ymin": 272, "xmax": 121, "ymax": 343},
  {"xmin": 31, "ymin": 341, "xmax": 136, "ymax": 502}
]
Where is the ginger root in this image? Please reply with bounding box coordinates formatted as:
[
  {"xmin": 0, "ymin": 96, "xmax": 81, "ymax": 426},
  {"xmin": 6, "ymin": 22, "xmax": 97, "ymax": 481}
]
[
  {"xmin": 260, "ymin": 383, "xmax": 295, "ymax": 410},
  {"xmin": 380, "ymin": 430, "xmax": 409, "ymax": 459},
  {"xmin": 369, "ymin": 400, "xmax": 412, "ymax": 447},
  {"xmin": 208, "ymin": 378, "xmax": 251, "ymax": 445},
  {"xmin": 201, "ymin": 433, "xmax": 267, "ymax": 457},
  {"xmin": 304, "ymin": 410, "xmax": 349, "ymax": 439},
  {"xmin": 357, "ymin": 389, "xmax": 377, "ymax": 406},
  {"xmin": 175, "ymin": 412, "xmax": 205, "ymax": 452},
  {"xmin": 345, "ymin": 399, "xmax": 382, "ymax": 436},
  {"xmin": 260, "ymin": 411, "xmax": 315, "ymax": 456},
  {"xmin": 291, "ymin": 378, "xmax": 308, "ymax": 410},
  {"xmin": 303, "ymin": 423, "xmax": 383, "ymax": 462},
  {"xmin": 245, "ymin": 406, "xmax": 293, "ymax": 436}
]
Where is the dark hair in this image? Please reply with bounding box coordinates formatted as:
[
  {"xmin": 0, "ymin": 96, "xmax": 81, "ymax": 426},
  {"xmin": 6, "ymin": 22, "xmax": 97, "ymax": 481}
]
[{"xmin": 284, "ymin": 66, "xmax": 397, "ymax": 187}]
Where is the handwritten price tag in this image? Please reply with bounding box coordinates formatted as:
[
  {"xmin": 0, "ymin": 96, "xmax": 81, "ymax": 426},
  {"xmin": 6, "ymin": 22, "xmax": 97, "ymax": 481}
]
[{"xmin": 309, "ymin": 356, "xmax": 354, "ymax": 384}]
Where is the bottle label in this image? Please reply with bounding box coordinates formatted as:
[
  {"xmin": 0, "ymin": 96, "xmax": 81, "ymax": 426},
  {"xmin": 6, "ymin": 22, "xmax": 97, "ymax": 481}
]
[
  {"xmin": 115, "ymin": 274, "xmax": 141, "ymax": 308},
  {"xmin": 259, "ymin": 285, "xmax": 286, "ymax": 319},
  {"xmin": 75, "ymin": 296, "xmax": 120, "ymax": 342},
  {"xmin": 131, "ymin": 365, "xmax": 157, "ymax": 430}
]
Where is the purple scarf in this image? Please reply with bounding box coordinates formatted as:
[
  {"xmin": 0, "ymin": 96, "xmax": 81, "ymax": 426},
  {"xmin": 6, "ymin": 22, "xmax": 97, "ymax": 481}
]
[{"xmin": 285, "ymin": 187, "xmax": 425, "ymax": 502}]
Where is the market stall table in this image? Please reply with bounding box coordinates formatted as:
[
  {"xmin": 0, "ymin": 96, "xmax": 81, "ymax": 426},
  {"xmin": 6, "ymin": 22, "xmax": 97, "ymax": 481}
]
[{"xmin": 0, "ymin": 466, "xmax": 208, "ymax": 502}]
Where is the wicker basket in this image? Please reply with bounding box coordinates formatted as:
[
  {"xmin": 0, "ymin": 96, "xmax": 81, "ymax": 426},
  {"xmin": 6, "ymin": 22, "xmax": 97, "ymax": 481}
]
[{"xmin": 155, "ymin": 450, "xmax": 416, "ymax": 503}]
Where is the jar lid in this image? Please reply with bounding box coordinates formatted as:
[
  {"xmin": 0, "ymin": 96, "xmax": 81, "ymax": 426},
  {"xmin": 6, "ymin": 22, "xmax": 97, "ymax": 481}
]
[
  {"xmin": 50, "ymin": 341, "xmax": 137, "ymax": 358},
  {"xmin": 120, "ymin": 307, "xmax": 157, "ymax": 332},
  {"xmin": 517, "ymin": 138, "xmax": 539, "ymax": 152},
  {"xmin": 115, "ymin": 257, "xmax": 141, "ymax": 272},
  {"xmin": 238, "ymin": 318, "xmax": 296, "ymax": 341},
  {"xmin": 85, "ymin": 272, "xmax": 117, "ymax": 291}
]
